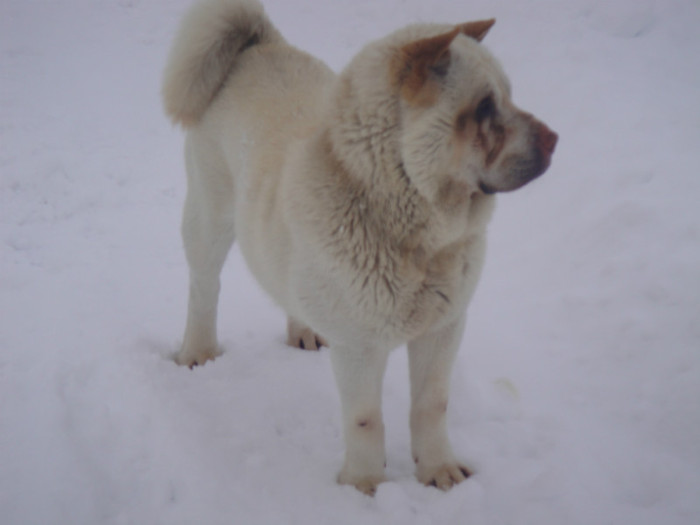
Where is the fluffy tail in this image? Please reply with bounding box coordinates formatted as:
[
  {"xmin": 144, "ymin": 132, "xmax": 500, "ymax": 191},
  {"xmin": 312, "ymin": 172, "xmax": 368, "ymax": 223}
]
[{"xmin": 162, "ymin": 0, "xmax": 282, "ymax": 126}]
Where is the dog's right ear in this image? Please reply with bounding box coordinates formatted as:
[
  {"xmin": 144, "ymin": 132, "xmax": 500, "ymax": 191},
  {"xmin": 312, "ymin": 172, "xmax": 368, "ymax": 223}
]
[
  {"xmin": 459, "ymin": 19, "xmax": 496, "ymax": 42},
  {"xmin": 393, "ymin": 28, "xmax": 460, "ymax": 106}
]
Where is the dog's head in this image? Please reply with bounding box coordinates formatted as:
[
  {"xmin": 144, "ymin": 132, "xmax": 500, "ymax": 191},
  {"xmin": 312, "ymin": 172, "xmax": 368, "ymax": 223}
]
[
  {"xmin": 329, "ymin": 21, "xmax": 557, "ymax": 201},
  {"xmin": 389, "ymin": 21, "xmax": 557, "ymax": 195}
]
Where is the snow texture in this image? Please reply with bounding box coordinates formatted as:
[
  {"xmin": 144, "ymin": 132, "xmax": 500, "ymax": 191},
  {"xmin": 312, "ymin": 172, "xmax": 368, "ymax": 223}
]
[{"xmin": 1, "ymin": 1, "xmax": 699, "ymax": 524}]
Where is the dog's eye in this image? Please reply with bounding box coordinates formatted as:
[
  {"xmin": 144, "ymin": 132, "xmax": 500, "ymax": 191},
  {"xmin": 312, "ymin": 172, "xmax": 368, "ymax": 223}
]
[{"xmin": 475, "ymin": 95, "xmax": 496, "ymax": 122}]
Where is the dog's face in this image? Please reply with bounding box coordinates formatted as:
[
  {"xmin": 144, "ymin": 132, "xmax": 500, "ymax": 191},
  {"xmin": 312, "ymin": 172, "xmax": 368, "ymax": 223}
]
[{"xmin": 392, "ymin": 21, "xmax": 557, "ymax": 196}]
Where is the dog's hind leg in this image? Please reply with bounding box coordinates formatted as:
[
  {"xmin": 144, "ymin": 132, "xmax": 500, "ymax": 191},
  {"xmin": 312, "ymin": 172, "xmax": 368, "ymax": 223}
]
[
  {"xmin": 286, "ymin": 317, "xmax": 327, "ymax": 350},
  {"xmin": 175, "ymin": 140, "xmax": 235, "ymax": 368}
]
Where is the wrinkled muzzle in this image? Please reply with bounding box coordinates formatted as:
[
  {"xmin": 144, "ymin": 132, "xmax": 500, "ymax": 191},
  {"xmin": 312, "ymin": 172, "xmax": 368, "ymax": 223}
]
[{"xmin": 480, "ymin": 118, "xmax": 558, "ymax": 194}]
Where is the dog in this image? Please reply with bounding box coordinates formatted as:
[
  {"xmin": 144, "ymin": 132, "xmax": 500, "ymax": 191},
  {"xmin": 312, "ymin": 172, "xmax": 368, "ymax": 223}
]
[{"xmin": 162, "ymin": 0, "xmax": 557, "ymax": 495}]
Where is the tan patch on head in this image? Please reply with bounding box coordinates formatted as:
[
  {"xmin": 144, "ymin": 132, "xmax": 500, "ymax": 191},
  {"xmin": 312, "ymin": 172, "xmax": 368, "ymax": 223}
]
[
  {"xmin": 478, "ymin": 121, "xmax": 506, "ymax": 167},
  {"xmin": 453, "ymin": 98, "xmax": 508, "ymax": 169},
  {"xmin": 392, "ymin": 28, "xmax": 460, "ymax": 106}
]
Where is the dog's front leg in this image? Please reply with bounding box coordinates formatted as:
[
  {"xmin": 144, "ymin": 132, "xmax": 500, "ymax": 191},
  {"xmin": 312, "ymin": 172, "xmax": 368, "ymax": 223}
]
[
  {"xmin": 330, "ymin": 344, "xmax": 390, "ymax": 495},
  {"xmin": 408, "ymin": 315, "xmax": 471, "ymax": 490}
]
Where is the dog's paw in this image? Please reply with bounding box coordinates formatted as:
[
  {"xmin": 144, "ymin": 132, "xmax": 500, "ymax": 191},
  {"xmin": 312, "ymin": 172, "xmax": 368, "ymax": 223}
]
[
  {"xmin": 289, "ymin": 329, "xmax": 327, "ymax": 351},
  {"xmin": 337, "ymin": 470, "xmax": 386, "ymax": 496},
  {"xmin": 286, "ymin": 318, "xmax": 327, "ymax": 351},
  {"xmin": 417, "ymin": 462, "xmax": 471, "ymax": 491},
  {"xmin": 174, "ymin": 347, "xmax": 220, "ymax": 369}
]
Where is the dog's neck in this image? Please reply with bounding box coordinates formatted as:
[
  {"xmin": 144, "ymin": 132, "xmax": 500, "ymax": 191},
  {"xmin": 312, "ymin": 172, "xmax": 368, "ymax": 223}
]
[
  {"xmin": 319, "ymin": 127, "xmax": 427, "ymax": 242},
  {"xmin": 320, "ymin": 127, "xmax": 492, "ymax": 261},
  {"xmin": 323, "ymin": 69, "xmax": 494, "ymax": 252},
  {"xmin": 327, "ymin": 72, "xmax": 403, "ymax": 184}
]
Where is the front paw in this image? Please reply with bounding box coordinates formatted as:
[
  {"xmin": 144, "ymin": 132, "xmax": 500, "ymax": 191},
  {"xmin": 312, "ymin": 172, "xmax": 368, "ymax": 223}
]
[
  {"xmin": 174, "ymin": 346, "xmax": 220, "ymax": 368},
  {"xmin": 416, "ymin": 462, "xmax": 471, "ymax": 490},
  {"xmin": 337, "ymin": 469, "xmax": 386, "ymax": 496}
]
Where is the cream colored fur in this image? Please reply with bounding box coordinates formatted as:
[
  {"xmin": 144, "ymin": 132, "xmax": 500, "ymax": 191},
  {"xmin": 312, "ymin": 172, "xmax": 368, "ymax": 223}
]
[{"xmin": 163, "ymin": 0, "xmax": 557, "ymax": 495}]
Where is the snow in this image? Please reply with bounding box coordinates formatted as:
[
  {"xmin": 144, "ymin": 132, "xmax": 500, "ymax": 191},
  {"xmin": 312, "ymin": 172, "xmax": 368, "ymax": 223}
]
[{"xmin": 1, "ymin": 0, "xmax": 699, "ymax": 523}]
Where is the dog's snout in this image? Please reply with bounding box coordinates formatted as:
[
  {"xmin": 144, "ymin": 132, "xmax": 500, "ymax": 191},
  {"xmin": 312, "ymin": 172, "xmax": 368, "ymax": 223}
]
[{"xmin": 537, "ymin": 123, "xmax": 558, "ymax": 156}]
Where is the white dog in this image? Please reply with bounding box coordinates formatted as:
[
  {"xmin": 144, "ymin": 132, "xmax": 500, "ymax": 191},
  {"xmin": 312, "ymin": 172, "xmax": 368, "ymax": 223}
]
[{"xmin": 163, "ymin": 0, "xmax": 557, "ymax": 494}]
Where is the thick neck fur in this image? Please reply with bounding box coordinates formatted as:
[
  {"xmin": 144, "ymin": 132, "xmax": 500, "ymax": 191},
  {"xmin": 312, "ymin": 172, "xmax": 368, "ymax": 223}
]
[
  {"xmin": 325, "ymin": 47, "xmax": 493, "ymax": 254},
  {"xmin": 326, "ymin": 66, "xmax": 429, "ymax": 244}
]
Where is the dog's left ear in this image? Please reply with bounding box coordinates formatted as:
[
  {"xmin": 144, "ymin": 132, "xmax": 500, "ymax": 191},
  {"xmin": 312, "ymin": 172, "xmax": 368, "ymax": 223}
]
[
  {"xmin": 458, "ymin": 19, "xmax": 496, "ymax": 42},
  {"xmin": 394, "ymin": 28, "xmax": 460, "ymax": 105},
  {"xmin": 393, "ymin": 21, "xmax": 496, "ymax": 105}
]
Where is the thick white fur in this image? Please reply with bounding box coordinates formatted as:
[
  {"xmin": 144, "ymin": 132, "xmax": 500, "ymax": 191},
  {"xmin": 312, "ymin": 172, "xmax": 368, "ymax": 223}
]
[{"xmin": 163, "ymin": 0, "xmax": 556, "ymax": 494}]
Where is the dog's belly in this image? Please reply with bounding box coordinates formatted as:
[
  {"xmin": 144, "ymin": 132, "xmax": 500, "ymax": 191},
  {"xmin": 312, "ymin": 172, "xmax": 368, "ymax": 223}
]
[{"xmin": 206, "ymin": 47, "xmax": 335, "ymax": 313}]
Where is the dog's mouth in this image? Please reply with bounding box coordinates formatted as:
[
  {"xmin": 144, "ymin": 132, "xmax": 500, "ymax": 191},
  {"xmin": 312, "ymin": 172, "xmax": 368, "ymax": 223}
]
[
  {"xmin": 478, "ymin": 155, "xmax": 548, "ymax": 195},
  {"xmin": 480, "ymin": 154, "xmax": 546, "ymax": 194},
  {"xmin": 478, "ymin": 181, "xmax": 496, "ymax": 195}
]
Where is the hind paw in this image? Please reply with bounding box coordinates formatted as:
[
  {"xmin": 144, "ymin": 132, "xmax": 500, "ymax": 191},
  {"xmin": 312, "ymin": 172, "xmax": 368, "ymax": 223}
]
[{"xmin": 286, "ymin": 317, "xmax": 327, "ymax": 350}]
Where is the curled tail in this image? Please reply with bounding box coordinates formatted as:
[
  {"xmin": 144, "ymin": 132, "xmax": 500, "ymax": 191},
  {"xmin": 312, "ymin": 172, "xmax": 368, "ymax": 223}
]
[{"xmin": 162, "ymin": 0, "xmax": 282, "ymax": 126}]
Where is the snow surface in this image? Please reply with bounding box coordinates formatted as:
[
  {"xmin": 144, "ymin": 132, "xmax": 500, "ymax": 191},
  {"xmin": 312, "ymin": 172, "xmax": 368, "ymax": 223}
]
[{"xmin": 1, "ymin": 1, "xmax": 699, "ymax": 524}]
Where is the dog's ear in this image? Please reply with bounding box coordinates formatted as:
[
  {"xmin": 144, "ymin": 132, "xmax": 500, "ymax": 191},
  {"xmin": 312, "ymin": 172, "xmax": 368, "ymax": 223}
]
[
  {"xmin": 394, "ymin": 28, "xmax": 460, "ymax": 105},
  {"xmin": 458, "ymin": 19, "xmax": 496, "ymax": 42}
]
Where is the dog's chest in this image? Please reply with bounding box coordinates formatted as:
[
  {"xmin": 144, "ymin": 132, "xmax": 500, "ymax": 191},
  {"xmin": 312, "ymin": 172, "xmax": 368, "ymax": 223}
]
[
  {"xmin": 322, "ymin": 191, "xmax": 492, "ymax": 341},
  {"xmin": 391, "ymin": 233, "xmax": 482, "ymax": 335},
  {"xmin": 332, "ymin": 230, "xmax": 482, "ymax": 342}
]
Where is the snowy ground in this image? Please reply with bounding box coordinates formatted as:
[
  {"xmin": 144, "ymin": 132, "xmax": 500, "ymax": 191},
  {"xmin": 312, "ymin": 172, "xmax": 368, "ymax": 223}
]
[{"xmin": 1, "ymin": 1, "xmax": 699, "ymax": 524}]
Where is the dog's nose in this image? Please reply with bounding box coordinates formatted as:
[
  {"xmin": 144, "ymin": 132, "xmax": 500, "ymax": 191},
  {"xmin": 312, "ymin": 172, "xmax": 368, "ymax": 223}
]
[{"xmin": 538, "ymin": 124, "xmax": 558, "ymax": 156}]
